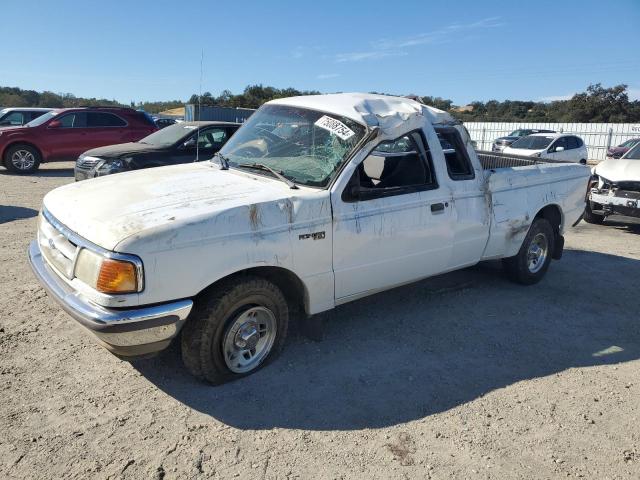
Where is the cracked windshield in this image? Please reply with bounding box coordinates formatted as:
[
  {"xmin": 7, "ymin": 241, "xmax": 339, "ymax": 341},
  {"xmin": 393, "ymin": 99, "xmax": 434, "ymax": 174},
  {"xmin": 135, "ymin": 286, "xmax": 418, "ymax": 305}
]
[{"xmin": 218, "ymin": 104, "xmax": 366, "ymax": 187}]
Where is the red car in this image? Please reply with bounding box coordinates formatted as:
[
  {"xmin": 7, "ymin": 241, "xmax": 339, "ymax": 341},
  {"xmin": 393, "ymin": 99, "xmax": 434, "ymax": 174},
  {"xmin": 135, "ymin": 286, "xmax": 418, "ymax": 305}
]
[
  {"xmin": 606, "ymin": 138, "xmax": 640, "ymax": 159},
  {"xmin": 0, "ymin": 107, "xmax": 158, "ymax": 173}
]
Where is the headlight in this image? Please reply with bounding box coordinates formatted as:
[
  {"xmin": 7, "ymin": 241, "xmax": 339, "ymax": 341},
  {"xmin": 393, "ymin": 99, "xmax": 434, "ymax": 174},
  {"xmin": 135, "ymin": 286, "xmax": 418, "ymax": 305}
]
[
  {"xmin": 74, "ymin": 249, "xmax": 142, "ymax": 294},
  {"xmin": 97, "ymin": 158, "xmax": 126, "ymax": 172}
]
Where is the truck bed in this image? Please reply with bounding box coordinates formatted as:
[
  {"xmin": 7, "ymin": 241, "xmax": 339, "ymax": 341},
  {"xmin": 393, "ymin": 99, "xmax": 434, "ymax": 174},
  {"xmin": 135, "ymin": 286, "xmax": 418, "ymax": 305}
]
[
  {"xmin": 477, "ymin": 150, "xmax": 590, "ymax": 260},
  {"xmin": 476, "ymin": 150, "xmax": 572, "ymax": 170}
]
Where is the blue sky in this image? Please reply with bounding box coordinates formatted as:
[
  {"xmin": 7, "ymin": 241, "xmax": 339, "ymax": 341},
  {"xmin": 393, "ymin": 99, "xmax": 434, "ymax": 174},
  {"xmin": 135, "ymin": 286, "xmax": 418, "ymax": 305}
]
[{"xmin": 1, "ymin": 0, "xmax": 639, "ymax": 105}]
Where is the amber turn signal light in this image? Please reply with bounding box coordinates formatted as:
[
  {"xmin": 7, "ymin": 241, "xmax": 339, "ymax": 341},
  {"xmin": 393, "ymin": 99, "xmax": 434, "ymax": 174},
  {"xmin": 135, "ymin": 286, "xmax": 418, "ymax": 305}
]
[{"xmin": 96, "ymin": 259, "xmax": 137, "ymax": 294}]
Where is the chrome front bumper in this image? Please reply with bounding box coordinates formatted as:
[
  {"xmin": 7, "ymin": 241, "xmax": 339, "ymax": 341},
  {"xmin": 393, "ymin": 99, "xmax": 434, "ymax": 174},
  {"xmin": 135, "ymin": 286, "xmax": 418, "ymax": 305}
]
[{"xmin": 28, "ymin": 240, "xmax": 193, "ymax": 357}]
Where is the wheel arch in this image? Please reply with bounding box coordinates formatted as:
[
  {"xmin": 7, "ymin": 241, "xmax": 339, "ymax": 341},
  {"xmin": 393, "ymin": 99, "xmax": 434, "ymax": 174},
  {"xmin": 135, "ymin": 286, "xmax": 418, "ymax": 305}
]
[
  {"xmin": 534, "ymin": 203, "xmax": 564, "ymax": 259},
  {"xmin": 534, "ymin": 203, "xmax": 563, "ymax": 233},
  {"xmin": 195, "ymin": 266, "xmax": 310, "ymax": 317},
  {"xmin": 2, "ymin": 141, "xmax": 44, "ymax": 163}
]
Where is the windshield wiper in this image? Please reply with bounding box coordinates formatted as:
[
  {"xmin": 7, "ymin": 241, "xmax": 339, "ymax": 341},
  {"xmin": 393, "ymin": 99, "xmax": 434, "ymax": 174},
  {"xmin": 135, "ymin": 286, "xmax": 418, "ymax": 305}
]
[
  {"xmin": 238, "ymin": 163, "xmax": 298, "ymax": 189},
  {"xmin": 213, "ymin": 152, "xmax": 230, "ymax": 170}
]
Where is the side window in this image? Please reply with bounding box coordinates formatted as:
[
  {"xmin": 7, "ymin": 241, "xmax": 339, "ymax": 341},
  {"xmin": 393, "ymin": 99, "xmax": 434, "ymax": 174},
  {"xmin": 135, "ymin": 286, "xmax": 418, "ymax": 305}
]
[
  {"xmin": 197, "ymin": 127, "xmax": 227, "ymax": 149},
  {"xmin": 87, "ymin": 112, "xmax": 126, "ymax": 127},
  {"xmin": 435, "ymin": 127, "xmax": 475, "ymax": 180},
  {"xmin": 566, "ymin": 136, "xmax": 579, "ymax": 150},
  {"xmin": 58, "ymin": 112, "xmax": 87, "ymax": 128},
  {"xmin": 0, "ymin": 111, "xmax": 24, "ymax": 126},
  {"xmin": 550, "ymin": 137, "xmax": 568, "ymax": 151},
  {"xmin": 345, "ymin": 131, "xmax": 437, "ymax": 201}
]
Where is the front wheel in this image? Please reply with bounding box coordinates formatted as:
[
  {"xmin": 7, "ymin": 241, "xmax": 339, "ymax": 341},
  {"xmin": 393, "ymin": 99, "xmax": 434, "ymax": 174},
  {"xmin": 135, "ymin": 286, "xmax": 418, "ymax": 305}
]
[
  {"xmin": 502, "ymin": 218, "xmax": 555, "ymax": 285},
  {"xmin": 583, "ymin": 202, "xmax": 605, "ymax": 225},
  {"xmin": 3, "ymin": 144, "xmax": 41, "ymax": 174},
  {"xmin": 181, "ymin": 276, "xmax": 289, "ymax": 384}
]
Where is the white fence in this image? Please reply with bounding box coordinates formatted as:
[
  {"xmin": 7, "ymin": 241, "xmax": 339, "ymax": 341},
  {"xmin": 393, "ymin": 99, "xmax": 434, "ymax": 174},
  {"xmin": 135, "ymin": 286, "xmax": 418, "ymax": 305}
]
[{"xmin": 463, "ymin": 122, "xmax": 640, "ymax": 161}]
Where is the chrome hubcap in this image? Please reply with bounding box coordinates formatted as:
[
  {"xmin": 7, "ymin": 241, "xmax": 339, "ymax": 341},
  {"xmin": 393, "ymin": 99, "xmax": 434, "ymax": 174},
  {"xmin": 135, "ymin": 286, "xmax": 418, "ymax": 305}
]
[
  {"xmin": 527, "ymin": 233, "xmax": 548, "ymax": 273},
  {"xmin": 222, "ymin": 306, "xmax": 277, "ymax": 374},
  {"xmin": 11, "ymin": 150, "xmax": 35, "ymax": 170}
]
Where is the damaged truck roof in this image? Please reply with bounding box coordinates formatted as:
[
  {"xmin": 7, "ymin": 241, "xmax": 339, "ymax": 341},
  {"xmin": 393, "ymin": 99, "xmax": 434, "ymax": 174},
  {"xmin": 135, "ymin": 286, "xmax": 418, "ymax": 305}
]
[{"xmin": 268, "ymin": 93, "xmax": 457, "ymax": 133}]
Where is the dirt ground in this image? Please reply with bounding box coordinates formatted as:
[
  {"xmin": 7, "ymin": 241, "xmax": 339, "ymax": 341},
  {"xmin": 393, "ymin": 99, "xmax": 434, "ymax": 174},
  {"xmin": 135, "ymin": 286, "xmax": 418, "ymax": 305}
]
[{"xmin": 1, "ymin": 162, "xmax": 639, "ymax": 480}]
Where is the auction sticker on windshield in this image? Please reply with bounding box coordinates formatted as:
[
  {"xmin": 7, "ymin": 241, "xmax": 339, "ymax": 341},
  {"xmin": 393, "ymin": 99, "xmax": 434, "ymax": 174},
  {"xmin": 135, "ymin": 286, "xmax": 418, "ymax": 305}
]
[{"xmin": 314, "ymin": 115, "xmax": 355, "ymax": 141}]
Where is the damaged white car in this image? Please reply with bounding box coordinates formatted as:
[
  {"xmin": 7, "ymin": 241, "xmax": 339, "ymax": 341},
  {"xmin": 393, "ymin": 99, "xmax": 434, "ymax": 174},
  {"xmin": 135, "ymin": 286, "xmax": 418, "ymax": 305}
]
[
  {"xmin": 29, "ymin": 93, "xmax": 590, "ymax": 384},
  {"xmin": 584, "ymin": 142, "xmax": 640, "ymax": 224}
]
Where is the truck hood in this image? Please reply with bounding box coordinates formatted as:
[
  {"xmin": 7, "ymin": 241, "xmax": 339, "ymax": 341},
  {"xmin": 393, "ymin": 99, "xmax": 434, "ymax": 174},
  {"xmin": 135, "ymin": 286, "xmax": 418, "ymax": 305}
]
[
  {"xmin": 82, "ymin": 141, "xmax": 165, "ymax": 159},
  {"xmin": 43, "ymin": 162, "xmax": 307, "ymax": 251},
  {"xmin": 594, "ymin": 158, "xmax": 640, "ymax": 182}
]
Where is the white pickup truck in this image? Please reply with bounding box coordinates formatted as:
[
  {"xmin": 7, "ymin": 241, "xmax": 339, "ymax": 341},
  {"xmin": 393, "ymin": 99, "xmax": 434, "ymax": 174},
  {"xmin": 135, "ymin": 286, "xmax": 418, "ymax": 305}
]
[{"xmin": 29, "ymin": 94, "xmax": 590, "ymax": 384}]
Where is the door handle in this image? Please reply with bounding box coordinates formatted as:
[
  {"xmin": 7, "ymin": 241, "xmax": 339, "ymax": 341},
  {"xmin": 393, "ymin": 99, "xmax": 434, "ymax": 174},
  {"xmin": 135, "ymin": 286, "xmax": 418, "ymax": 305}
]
[{"xmin": 431, "ymin": 202, "xmax": 445, "ymax": 212}]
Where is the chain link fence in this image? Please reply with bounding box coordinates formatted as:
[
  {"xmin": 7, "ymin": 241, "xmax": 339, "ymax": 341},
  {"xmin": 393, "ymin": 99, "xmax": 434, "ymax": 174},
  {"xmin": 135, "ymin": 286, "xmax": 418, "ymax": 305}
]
[{"xmin": 464, "ymin": 122, "xmax": 640, "ymax": 161}]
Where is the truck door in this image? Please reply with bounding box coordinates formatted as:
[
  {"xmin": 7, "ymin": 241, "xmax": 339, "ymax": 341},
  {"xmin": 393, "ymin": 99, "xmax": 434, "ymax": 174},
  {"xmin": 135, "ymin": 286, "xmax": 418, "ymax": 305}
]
[
  {"xmin": 435, "ymin": 126, "xmax": 491, "ymax": 269},
  {"xmin": 331, "ymin": 130, "xmax": 454, "ymax": 300}
]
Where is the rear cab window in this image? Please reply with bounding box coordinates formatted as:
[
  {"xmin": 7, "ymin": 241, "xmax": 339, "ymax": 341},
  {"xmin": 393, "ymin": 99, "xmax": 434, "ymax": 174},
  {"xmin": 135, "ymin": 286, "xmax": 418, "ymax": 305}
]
[{"xmin": 434, "ymin": 127, "xmax": 475, "ymax": 180}]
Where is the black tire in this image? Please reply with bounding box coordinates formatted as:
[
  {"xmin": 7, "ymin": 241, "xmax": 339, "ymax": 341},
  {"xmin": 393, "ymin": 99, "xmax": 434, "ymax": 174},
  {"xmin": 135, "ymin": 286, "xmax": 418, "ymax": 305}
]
[
  {"xmin": 3, "ymin": 144, "xmax": 41, "ymax": 174},
  {"xmin": 181, "ymin": 275, "xmax": 289, "ymax": 384},
  {"xmin": 502, "ymin": 218, "xmax": 555, "ymax": 285},
  {"xmin": 583, "ymin": 202, "xmax": 605, "ymax": 225}
]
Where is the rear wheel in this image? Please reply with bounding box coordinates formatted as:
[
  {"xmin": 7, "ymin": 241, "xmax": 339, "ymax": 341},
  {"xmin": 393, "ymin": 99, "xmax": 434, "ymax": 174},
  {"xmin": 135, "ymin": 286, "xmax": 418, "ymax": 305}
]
[
  {"xmin": 3, "ymin": 144, "xmax": 41, "ymax": 174},
  {"xmin": 503, "ymin": 218, "xmax": 555, "ymax": 285},
  {"xmin": 181, "ymin": 276, "xmax": 289, "ymax": 384},
  {"xmin": 583, "ymin": 202, "xmax": 605, "ymax": 225}
]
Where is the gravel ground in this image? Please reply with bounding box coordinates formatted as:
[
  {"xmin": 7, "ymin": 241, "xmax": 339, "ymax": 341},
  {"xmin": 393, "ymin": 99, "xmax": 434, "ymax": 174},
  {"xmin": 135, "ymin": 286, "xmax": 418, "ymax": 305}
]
[{"xmin": 1, "ymin": 162, "xmax": 639, "ymax": 480}]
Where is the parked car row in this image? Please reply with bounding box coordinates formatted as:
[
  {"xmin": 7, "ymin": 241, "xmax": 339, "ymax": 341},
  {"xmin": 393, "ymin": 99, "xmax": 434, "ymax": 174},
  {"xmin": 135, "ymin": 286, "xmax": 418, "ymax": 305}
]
[
  {"xmin": 75, "ymin": 121, "xmax": 240, "ymax": 180},
  {"xmin": 493, "ymin": 128, "xmax": 640, "ymax": 165},
  {"xmin": 0, "ymin": 105, "xmax": 240, "ymax": 176}
]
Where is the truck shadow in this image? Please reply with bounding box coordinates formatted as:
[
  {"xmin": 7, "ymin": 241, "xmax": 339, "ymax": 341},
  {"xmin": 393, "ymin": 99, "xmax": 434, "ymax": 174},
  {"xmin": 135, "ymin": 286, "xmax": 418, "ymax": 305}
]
[
  {"xmin": 134, "ymin": 250, "xmax": 640, "ymax": 431},
  {"xmin": 603, "ymin": 216, "xmax": 640, "ymax": 235},
  {"xmin": 0, "ymin": 205, "xmax": 38, "ymax": 223}
]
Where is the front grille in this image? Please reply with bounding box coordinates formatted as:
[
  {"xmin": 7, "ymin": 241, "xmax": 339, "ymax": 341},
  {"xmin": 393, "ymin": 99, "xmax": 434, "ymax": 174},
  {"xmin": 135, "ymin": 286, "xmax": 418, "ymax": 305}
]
[
  {"xmin": 615, "ymin": 189, "xmax": 640, "ymax": 201},
  {"xmin": 615, "ymin": 182, "xmax": 640, "ymax": 193},
  {"xmin": 76, "ymin": 157, "xmax": 101, "ymax": 169},
  {"xmin": 38, "ymin": 214, "xmax": 78, "ymax": 279}
]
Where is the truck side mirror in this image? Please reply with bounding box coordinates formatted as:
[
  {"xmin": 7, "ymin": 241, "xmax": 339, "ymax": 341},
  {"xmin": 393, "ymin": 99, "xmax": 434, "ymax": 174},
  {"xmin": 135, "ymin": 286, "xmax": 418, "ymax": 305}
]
[
  {"xmin": 48, "ymin": 120, "xmax": 61, "ymax": 128},
  {"xmin": 555, "ymin": 146, "xmax": 565, "ymax": 152}
]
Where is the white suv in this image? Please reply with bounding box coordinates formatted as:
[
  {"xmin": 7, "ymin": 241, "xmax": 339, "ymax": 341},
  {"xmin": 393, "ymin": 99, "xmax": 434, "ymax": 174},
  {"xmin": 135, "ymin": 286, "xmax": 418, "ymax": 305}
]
[
  {"xmin": 503, "ymin": 133, "xmax": 588, "ymax": 164},
  {"xmin": 0, "ymin": 107, "xmax": 53, "ymax": 127}
]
